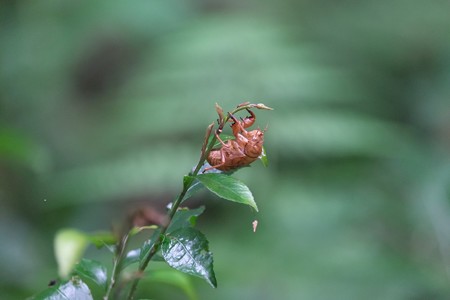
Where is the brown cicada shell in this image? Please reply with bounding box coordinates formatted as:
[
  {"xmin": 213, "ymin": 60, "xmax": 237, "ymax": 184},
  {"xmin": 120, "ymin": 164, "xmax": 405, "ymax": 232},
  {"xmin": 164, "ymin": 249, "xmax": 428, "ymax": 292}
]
[{"xmin": 206, "ymin": 109, "xmax": 265, "ymax": 172}]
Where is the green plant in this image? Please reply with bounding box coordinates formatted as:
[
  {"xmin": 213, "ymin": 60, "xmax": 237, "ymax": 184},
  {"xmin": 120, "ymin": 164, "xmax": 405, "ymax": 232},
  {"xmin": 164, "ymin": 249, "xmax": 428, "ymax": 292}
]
[{"xmin": 29, "ymin": 102, "xmax": 272, "ymax": 300}]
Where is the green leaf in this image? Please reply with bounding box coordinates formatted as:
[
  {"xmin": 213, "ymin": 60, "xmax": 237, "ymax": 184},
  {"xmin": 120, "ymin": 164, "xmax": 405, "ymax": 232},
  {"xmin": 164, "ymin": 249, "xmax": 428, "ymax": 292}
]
[
  {"xmin": 122, "ymin": 248, "xmax": 141, "ymax": 270},
  {"xmin": 30, "ymin": 276, "xmax": 93, "ymax": 300},
  {"xmin": 183, "ymin": 175, "xmax": 195, "ymax": 189},
  {"xmin": 259, "ymin": 146, "xmax": 269, "ymax": 167},
  {"xmin": 183, "ymin": 179, "xmax": 204, "ymax": 201},
  {"xmin": 167, "ymin": 206, "xmax": 205, "ymax": 234},
  {"xmin": 86, "ymin": 231, "xmax": 117, "ymax": 248},
  {"xmin": 54, "ymin": 229, "xmax": 90, "ymax": 278},
  {"xmin": 144, "ymin": 269, "xmax": 198, "ymax": 300},
  {"xmin": 182, "ymin": 176, "xmax": 205, "ymax": 202},
  {"xmin": 74, "ymin": 259, "xmax": 108, "ymax": 291},
  {"xmin": 140, "ymin": 228, "xmax": 162, "ymax": 264},
  {"xmin": 161, "ymin": 228, "xmax": 217, "ymax": 288},
  {"xmin": 196, "ymin": 173, "xmax": 258, "ymax": 211}
]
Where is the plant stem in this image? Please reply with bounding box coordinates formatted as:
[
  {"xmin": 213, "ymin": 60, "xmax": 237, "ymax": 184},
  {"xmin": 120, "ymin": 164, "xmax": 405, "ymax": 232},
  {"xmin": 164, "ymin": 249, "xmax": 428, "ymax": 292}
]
[
  {"xmin": 104, "ymin": 233, "xmax": 130, "ymax": 300},
  {"xmin": 125, "ymin": 103, "xmax": 260, "ymax": 299},
  {"xmin": 126, "ymin": 133, "xmax": 218, "ymax": 300}
]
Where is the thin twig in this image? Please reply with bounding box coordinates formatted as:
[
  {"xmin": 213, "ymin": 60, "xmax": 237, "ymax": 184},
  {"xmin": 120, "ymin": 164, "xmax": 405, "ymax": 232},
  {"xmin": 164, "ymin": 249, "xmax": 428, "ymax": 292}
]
[{"xmin": 104, "ymin": 233, "xmax": 130, "ymax": 300}]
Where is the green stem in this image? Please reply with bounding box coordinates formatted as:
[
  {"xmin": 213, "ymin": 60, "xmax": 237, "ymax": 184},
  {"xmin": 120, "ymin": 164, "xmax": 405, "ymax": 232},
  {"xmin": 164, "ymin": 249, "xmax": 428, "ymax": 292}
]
[
  {"xmin": 126, "ymin": 134, "xmax": 218, "ymax": 300},
  {"xmin": 104, "ymin": 233, "xmax": 130, "ymax": 300},
  {"xmin": 125, "ymin": 103, "xmax": 259, "ymax": 300}
]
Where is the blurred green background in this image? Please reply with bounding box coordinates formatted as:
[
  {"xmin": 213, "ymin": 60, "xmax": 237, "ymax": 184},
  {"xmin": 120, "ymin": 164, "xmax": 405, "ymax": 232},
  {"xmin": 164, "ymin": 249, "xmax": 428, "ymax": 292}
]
[{"xmin": 1, "ymin": 0, "xmax": 450, "ymax": 299}]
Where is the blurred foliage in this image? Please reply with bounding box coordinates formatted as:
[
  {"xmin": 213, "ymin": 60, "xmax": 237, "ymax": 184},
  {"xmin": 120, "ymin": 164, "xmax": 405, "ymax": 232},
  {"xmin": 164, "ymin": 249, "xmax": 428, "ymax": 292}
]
[{"xmin": 1, "ymin": 0, "xmax": 450, "ymax": 299}]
